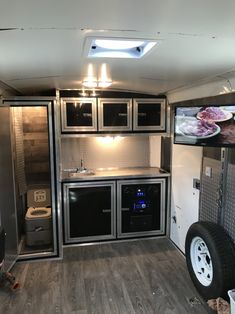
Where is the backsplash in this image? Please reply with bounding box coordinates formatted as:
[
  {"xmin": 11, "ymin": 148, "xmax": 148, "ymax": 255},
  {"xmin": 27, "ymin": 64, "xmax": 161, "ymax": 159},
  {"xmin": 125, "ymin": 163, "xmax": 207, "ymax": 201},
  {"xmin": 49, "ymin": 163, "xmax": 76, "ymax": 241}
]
[{"xmin": 61, "ymin": 136, "xmax": 151, "ymax": 170}]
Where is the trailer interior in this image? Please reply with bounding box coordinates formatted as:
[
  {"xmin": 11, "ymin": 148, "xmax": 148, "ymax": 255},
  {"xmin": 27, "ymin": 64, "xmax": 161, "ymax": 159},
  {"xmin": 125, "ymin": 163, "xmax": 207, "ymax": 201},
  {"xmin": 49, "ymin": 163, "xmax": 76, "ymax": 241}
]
[{"xmin": 1, "ymin": 1, "xmax": 235, "ymax": 313}]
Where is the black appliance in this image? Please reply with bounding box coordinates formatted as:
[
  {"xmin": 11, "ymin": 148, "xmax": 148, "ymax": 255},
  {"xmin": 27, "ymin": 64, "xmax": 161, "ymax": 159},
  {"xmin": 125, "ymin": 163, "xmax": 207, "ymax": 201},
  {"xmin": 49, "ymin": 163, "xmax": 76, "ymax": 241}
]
[{"xmin": 118, "ymin": 179, "xmax": 166, "ymax": 238}]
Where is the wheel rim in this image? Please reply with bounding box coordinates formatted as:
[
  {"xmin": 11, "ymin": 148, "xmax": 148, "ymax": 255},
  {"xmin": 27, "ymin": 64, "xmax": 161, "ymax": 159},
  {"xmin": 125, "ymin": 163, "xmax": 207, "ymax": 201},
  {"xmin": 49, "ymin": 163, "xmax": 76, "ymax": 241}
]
[{"xmin": 190, "ymin": 236, "xmax": 213, "ymax": 286}]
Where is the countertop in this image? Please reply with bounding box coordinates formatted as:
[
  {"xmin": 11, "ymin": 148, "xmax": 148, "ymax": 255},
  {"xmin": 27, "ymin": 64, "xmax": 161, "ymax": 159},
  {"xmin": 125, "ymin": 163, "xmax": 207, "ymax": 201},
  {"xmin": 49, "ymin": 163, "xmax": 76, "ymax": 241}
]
[{"xmin": 61, "ymin": 167, "xmax": 170, "ymax": 182}]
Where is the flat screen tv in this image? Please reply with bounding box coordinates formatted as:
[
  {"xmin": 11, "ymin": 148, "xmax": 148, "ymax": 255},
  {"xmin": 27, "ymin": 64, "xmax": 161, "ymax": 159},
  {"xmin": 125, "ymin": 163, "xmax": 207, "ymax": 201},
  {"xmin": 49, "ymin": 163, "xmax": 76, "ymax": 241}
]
[{"xmin": 174, "ymin": 105, "xmax": 235, "ymax": 147}]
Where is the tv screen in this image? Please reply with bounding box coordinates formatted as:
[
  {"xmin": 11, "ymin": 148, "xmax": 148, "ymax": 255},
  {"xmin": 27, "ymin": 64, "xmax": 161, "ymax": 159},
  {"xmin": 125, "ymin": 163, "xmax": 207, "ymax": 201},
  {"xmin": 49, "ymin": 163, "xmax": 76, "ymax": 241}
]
[{"xmin": 174, "ymin": 105, "xmax": 235, "ymax": 147}]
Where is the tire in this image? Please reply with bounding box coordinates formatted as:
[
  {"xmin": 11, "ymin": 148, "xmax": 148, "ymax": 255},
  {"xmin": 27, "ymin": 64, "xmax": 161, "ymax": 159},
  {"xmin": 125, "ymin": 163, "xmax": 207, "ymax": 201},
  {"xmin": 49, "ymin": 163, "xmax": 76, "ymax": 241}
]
[{"xmin": 185, "ymin": 221, "xmax": 235, "ymax": 300}]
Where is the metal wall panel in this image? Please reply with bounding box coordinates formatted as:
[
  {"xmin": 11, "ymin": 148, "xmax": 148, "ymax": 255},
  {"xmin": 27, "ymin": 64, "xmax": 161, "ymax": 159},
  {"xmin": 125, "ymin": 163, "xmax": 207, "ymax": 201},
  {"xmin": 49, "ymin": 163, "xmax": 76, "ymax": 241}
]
[
  {"xmin": 223, "ymin": 163, "xmax": 235, "ymax": 243},
  {"xmin": 61, "ymin": 136, "xmax": 150, "ymax": 170},
  {"xmin": 199, "ymin": 157, "xmax": 222, "ymax": 223},
  {"xmin": 11, "ymin": 107, "xmax": 27, "ymax": 195}
]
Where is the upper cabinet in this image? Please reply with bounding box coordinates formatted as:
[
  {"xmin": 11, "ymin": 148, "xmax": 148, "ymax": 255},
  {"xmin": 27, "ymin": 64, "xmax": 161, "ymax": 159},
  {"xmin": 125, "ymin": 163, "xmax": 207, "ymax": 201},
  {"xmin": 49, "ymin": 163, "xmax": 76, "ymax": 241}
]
[
  {"xmin": 98, "ymin": 98, "xmax": 132, "ymax": 131},
  {"xmin": 60, "ymin": 95, "xmax": 166, "ymax": 134},
  {"xmin": 133, "ymin": 98, "xmax": 166, "ymax": 131},
  {"xmin": 61, "ymin": 98, "xmax": 97, "ymax": 132}
]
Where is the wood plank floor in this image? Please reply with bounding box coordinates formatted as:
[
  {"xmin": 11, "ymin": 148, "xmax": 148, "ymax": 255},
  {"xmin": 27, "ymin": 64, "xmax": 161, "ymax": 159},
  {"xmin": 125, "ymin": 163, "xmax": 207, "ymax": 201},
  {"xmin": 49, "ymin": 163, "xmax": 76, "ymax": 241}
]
[{"xmin": 0, "ymin": 238, "xmax": 214, "ymax": 314}]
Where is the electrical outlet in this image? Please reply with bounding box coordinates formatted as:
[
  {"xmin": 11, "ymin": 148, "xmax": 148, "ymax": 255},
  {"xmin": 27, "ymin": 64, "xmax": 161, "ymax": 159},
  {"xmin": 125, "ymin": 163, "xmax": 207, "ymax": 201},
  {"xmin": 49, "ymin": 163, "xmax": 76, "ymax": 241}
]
[{"xmin": 193, "ymin": 178, "xmax": 200, "ymax": 190}]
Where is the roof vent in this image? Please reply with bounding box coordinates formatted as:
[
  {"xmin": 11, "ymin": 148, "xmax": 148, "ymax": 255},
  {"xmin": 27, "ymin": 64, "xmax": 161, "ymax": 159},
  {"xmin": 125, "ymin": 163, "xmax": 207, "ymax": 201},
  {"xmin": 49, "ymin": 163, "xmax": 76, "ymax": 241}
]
[{"xmin": 84, "ymin": 37, "xmax": 157, "ymax": 59}]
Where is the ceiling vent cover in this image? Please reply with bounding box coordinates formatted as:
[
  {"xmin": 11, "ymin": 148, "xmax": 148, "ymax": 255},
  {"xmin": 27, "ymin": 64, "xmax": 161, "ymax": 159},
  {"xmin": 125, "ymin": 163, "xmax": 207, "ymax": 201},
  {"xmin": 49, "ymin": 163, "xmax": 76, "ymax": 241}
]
[{"xmin": 84, "ymin": 37, "xmax": 157, "ymax": 59}]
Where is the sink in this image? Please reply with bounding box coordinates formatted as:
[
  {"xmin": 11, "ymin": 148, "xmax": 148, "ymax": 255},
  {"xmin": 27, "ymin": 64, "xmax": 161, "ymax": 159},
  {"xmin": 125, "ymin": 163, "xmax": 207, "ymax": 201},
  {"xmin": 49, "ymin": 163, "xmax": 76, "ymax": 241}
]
[{"xmin": 69, "ymin": 169, "xmax": 95, "ymax": 177}]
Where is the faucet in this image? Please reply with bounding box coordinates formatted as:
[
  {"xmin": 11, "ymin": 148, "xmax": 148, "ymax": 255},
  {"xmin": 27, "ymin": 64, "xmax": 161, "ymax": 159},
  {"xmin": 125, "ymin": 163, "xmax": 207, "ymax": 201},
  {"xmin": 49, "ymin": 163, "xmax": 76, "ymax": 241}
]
[{"xmin": 77, "ymin": 159, "xmax": 86, "ymax": 172}]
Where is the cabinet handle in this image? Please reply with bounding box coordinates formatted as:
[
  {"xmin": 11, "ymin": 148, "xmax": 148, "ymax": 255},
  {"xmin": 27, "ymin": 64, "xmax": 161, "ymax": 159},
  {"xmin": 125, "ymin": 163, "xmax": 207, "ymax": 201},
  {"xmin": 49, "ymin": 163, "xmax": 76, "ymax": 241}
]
[
  {"xmin": 82, "ymin": 113, "xmax": 92, "ymax": 117},
  {"xmin": 102, "ymin": 209, "xmax": 111, "ymax": 213},
  {"xmin": 121, "ymin": 208, "xmax": 130, "ymax": 212},
  {"xmin": 118, "ymin": 113, "xmax": 127, "ymax": 117},
  {"xmin": 138, "ymin": 113, "xmax": 147, "ymax": 117}
]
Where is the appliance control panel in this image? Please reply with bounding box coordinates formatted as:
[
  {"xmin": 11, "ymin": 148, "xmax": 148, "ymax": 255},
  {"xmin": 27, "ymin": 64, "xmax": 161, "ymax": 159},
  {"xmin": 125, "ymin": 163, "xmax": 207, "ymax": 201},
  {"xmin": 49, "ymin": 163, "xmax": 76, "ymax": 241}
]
[
  {"xmin": 133, "ymin": 188, "xmax": 150, "ymax": 212},
  {"xmin": 122, "ymin": 185, "xmax": 159, "ymax": 214}
]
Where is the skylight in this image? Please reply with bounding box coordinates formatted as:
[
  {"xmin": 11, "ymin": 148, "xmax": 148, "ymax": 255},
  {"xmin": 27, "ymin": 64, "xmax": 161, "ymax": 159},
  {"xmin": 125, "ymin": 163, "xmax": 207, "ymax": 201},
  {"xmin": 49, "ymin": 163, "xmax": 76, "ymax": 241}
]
[
  {"xmin": 95, "ymin": 40, "xmax": 145, "ymax": 50},
  {"xmin": 87, "ymin": 38, "xmax": 157, "ymax": 59}
]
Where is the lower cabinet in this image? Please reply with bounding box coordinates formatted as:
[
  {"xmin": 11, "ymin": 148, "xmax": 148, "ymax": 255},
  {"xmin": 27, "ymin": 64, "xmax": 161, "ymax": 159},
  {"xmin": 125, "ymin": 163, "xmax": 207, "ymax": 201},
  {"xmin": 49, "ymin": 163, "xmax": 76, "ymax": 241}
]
[
  {"xmin": 63, "ymin": 178, "xmax": 166, "ymax": 244},
  {"xmin": 63, "ymin": 181, "xmax": 116, "ymax": 243}
]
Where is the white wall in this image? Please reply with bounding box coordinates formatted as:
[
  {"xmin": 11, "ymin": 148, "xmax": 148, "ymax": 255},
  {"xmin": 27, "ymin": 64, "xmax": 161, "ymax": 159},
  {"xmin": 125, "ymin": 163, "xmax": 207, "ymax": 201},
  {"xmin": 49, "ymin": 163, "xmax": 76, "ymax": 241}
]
[
  {"xmin": 170, "ymin": 144, "xmax": 202, "ymax": 252},
  {"xmin": 167, "ymin": 74, "xmax": 235, "ymax": 103}
]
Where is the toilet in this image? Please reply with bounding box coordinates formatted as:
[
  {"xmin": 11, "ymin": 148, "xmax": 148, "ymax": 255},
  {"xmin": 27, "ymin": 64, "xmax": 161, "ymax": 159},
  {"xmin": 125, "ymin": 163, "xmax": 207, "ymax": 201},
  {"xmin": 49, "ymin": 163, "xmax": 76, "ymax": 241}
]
[{"xmin": 25, "ymin": 186, "xmax": 52, "ymax": 246}]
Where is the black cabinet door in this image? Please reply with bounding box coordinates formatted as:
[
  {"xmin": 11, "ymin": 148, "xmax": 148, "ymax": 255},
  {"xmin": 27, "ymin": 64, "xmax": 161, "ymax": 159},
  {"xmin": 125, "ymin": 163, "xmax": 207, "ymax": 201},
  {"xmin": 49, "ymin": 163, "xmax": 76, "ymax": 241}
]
[
  {"xmin": 98, "ymin": 98, "xmax": 132, "ymax": 131},
  {"xmin": 133, "ymin": 98, "xmax": 166, "ymax": 131},
  {"xmin": 117, "ymin": 179, "xmax": 166, "ymax": 238},
  {"xmin": 64, "ymin": 182, "xmax": 115, "ymax": 243},
  {"xmin": 61, "ymin": 98, "xmax": 97, "ymax": 132}
]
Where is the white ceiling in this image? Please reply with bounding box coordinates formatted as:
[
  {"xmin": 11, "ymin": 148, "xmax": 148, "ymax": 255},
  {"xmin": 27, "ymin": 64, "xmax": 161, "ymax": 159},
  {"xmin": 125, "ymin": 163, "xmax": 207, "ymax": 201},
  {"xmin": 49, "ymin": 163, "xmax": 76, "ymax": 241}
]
[{"xmin": 1, "ymin": 0, "xmax": 235, "ymax": 95}]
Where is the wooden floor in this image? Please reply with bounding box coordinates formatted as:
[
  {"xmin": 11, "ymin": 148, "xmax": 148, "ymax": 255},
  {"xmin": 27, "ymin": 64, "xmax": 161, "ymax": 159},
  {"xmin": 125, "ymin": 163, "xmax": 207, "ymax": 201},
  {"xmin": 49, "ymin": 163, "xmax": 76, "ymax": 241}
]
[{"xmin": 0, "ymin": 238, "xmax": 214, "ymax": 314}]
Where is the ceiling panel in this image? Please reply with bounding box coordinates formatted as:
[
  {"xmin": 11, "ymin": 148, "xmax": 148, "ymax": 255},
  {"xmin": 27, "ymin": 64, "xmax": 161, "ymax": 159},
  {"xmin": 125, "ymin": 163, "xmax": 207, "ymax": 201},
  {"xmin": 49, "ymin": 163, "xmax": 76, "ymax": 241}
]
[{"xmin": 1, "ymin": 0, "xmax": 235, "ymax": 94}]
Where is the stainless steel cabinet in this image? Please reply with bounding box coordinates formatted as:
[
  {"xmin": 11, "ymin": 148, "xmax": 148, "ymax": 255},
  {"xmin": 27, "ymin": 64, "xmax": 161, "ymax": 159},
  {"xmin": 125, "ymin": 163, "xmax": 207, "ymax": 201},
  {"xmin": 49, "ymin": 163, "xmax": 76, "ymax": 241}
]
[
  {"xmin": 98, "ymin": 98, "xmax": 132, "ymax": 131},
  {"xmin": 61, "ymin": 98, "xmax": 97, "ymax": 132},
  {"xmin": 63, "ymin": 181, "xmax": 116, "ymax": 243},
  {"xmin": 133, "ymin": 98, "xmax": 166, "ymax": 131},
  {"xmin": 63, "ymin": 177, "xmax": 167, "ymax": 244},
  {"xmin": 117, "ymin": 178, "xmax": 166, "ymax": 238},
  {"xmin": 61, "ymin": 97, "xmax": 166, "ymax": 133}
]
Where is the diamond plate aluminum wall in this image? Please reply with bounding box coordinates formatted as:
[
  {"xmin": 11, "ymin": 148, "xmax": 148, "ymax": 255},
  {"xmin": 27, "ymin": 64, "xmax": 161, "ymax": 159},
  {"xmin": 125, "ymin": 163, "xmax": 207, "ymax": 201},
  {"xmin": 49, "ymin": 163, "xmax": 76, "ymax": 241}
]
[
  {"xmin": 199, "ymin": 157, "xmax": 222, "ymax": 223},
  {"xmin": 223, "ymin": 163, "xmax": 235, "ymax": 243}
]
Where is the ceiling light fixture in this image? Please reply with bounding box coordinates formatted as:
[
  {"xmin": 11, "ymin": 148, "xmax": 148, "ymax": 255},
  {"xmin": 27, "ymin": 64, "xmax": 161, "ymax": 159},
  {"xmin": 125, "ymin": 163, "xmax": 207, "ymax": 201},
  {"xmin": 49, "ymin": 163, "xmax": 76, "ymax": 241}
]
[
  {"xmin": 82, "ymin": 63, "xmax": 97, "ymax": 88},
  {"xmin": 98, "ymin": 63, "xmax": 112, "ymax": 87},
  {"xmin": 82, "ymin": 63, "xmax": 112, "ymax": 88}
]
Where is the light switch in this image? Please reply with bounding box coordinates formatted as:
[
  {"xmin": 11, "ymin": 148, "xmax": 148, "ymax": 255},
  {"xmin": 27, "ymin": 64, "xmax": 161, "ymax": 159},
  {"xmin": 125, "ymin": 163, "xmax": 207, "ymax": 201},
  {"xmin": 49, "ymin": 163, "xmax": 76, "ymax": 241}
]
[{"xmin": 205, "ymin": 166, "xmax": 212, "ymax": 178}]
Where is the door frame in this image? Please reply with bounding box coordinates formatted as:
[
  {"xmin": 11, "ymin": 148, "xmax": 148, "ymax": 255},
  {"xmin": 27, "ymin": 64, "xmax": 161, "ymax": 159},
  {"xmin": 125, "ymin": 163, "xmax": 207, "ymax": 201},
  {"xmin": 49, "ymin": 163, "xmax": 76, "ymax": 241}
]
[
  {"xmin": 0, "ymin": 104, "xmax": 18, "ymax": 270},
  {"xmin": 2, "ymin": 98, "xmax": 59, "ymax": 260}
]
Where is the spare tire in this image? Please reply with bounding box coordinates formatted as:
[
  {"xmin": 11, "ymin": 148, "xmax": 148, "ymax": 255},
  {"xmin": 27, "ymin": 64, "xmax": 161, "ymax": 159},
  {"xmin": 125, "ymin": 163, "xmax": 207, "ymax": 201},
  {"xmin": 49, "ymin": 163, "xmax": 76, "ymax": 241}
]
[{"xmin": 185, "ymin": 221, "xmax": 235, "ymax": 300}]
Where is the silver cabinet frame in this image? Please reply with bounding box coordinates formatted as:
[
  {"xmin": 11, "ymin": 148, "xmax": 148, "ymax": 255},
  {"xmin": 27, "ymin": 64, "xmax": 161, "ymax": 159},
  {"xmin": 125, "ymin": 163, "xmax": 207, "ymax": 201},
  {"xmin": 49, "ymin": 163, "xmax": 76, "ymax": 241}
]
[
  {"xmin": 63, "ymin": 181, "xmax": 116, "ymax": 243},
  {"xmin": 117, "ymin": 178, "xmax": 166, "ymax": 238},
  {"xmin": 61, "ymin": 98, "xmax": 97, "ymax": 132},
  {"xmin": 98, "ymin": 98, "xmax": 132, "ymax": 131},
  {"xmin": 133, "ymin": 98, "xmax": 166, "ymax": 131}
]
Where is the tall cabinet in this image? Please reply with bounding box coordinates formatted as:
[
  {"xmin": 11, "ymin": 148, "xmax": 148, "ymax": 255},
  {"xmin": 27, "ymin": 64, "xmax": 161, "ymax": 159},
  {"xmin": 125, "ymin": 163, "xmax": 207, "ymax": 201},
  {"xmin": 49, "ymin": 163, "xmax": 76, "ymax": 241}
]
[{"xmin": 2, "ymin": 98, "xmax": 59, "ymax": 261}]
